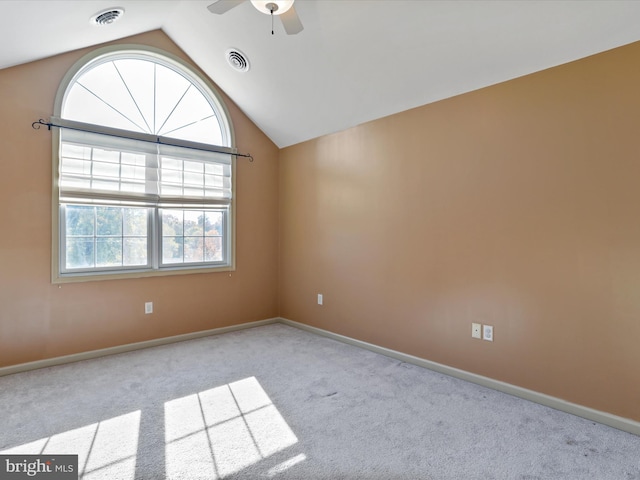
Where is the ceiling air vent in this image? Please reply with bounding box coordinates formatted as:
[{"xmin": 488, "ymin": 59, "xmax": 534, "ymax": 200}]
[
  {"xmin": 225, "ymin": 49, "xmax": 250, "ymax": 73},
  {"xmin": 90, "ymin": 8, "xmax": 125, "ymax": 26}
]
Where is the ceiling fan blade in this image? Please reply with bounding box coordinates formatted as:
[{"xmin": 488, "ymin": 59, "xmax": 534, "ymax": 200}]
[
  {"xmin": 280, "ymin": 5, "xmax": 303, "ymax": 35},
  {"xmin": 207, "ymin": 0, "xmax": 245, "ymax": 15}
]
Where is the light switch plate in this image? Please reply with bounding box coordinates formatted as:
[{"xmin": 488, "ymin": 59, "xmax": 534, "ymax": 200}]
[{"xmin": 472, "ymin": 323, "xmax": 482, "ymax": 339}]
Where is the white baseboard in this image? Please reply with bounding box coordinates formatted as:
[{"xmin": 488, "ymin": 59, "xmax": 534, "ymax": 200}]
[
  {"xmin": 2, "ymin": 315, "xmax": 638, "ymax": 437},
  {"xmin": 0, "ymin": 318, "xmax": 279, "ymax": 377},
  {"xmin": 279, "ymin": 317, "xmax": 640, "ymax": 437}
]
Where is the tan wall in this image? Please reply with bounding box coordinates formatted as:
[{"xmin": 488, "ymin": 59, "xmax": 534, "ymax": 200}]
[
  {"xmin": 279, "ymin": 41, "xmax": 640, "ymax": 421},
  {"xmin": 2, "ymin": 28, "xmax": 639, "ymax": 424},
  {"xmin": 0, "ymin": 30, "xmax": 280, "ymax": 367}
]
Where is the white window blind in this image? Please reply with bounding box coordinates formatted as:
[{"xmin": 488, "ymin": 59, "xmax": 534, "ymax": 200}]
[{"xmin": 59, "ymin": 128, "xmax": 233, "ymax": 208}]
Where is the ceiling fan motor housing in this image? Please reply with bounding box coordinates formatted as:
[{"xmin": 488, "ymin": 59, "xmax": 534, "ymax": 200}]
[{"xmin": 250, "ymin": 0, "xmax": 294, "ymax": 15}]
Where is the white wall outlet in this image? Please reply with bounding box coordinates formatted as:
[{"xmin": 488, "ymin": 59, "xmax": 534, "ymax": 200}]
[
  {"xmin": 471, "ymin": 323, "xmax": 482, "ymax": 339},
  {"xmin": 483, "ymin": 325, "xmax": 494, "ymax": 342},
  {"xmin": 145, "ymin": 302, "xmax": 153, "ymax": 314},
  {"xmin": 317, "ymin": 294, "xmax": 323, "ymax": 305}
]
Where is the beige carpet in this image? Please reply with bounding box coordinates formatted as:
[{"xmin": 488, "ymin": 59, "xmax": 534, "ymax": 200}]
[{"xmin": 1, "ymin": 323, "xmax": 639, "ymax": 479}]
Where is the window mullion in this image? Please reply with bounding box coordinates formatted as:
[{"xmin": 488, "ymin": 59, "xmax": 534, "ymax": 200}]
[
  {"xmin": 93, "ymin": 205, "xmax": 97, "ymax": 269},
  {"xmin": 147, "ymin": 149, "xmax": 159, "ymax": 270},
  {"xmin": 150, "ymin": 207, "xmax": 159, "ymax": 270}
]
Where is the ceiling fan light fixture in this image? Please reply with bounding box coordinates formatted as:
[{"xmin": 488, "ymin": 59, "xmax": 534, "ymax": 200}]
[{"xmin": 250, "ymin": 0, "xmax": 294, "ymax": 15}]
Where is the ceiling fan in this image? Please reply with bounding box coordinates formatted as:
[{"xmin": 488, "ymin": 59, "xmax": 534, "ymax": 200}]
[{"xmin": 207, "ymin": 0, "xmax": 304, "ymax": 35}]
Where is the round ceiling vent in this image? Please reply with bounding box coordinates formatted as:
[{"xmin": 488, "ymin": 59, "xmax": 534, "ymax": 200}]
[
  {"xmin": 225, "ymin": 49, "xmax": 250, "ymax": 73},
  {"xmin": 90, "ymin": 8, "xmax": 125, "ymax": 26}
]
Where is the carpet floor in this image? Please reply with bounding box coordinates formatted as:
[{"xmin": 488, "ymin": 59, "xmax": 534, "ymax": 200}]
[{"xmin": 0, "ymin": 323, "xmax": 639, "ymax": 479}]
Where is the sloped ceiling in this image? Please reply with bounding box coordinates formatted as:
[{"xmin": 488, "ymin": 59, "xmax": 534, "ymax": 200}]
[{"xmin": 2, "ymin": 0, "xmax": 640, "ymax": 148}]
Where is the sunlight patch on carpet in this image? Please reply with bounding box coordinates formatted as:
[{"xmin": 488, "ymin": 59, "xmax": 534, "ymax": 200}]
[
  {"xmin": 0, "ymin": 411, "xmax": 140, "ymax": 480},
  {"xmin": 267, "ymin": 453, "xmax": 307, "ymax": 477},
  {"xmin": 164, "ymin": 376, "xmax": 299, "ymax": 479}
]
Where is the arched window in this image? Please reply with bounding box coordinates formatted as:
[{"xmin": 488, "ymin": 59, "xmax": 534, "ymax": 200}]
[{"xmin": 53, "ymin": 46, "xmax": 235, "ymax": 280}]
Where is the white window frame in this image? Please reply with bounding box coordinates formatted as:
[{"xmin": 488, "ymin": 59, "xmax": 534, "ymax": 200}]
[{"xmin": 51, "ymin": 45, "xmax": 236, "ymax": 283}]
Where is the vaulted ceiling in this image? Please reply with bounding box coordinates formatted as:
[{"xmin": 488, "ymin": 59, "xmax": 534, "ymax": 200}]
[{"xmin": 3, "ymin": 0, "xmax": 640, "ymax": 148}]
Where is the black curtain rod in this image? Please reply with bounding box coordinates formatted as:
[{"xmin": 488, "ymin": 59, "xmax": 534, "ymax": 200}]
[{"xmin": 31, "ymin": 118, "xmax": 254, "ymax": 162}]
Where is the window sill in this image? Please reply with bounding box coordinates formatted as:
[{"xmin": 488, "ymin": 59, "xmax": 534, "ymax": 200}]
[{"xmin": 52, "ymin": 265, "xmax": 235, "ymax": 284}]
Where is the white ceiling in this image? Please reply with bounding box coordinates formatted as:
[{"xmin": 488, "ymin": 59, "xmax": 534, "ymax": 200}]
[{"xmin": 2, "ymin": 0, "xmax": 640, "ymax": 148}]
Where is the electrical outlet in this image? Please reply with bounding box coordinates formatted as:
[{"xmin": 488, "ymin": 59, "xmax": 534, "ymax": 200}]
[
  {"xmin": 145, "ymin": 302, "xmax": 153, "ymax": 314},
  {"xmin": 471, "ymin": 323, "xmax": 482, "ymax": 339},
  {"xmin": 317, "ymin": 294, "xmax": 323, "ymax": 305},
  {"xmin": 483, "ymin": 325, "xmax": 493, "ymax": 342}
]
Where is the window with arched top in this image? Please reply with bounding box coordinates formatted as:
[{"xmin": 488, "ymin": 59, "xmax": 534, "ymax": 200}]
[{"xmin": 53, "ymin": 46, "xmax": 236, "ymax": 281}]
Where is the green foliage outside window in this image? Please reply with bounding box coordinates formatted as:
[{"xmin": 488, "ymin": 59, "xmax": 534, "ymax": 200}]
[
  {"xmin": 161, "ymin": 209, "xmax": 223, "ymax": 265},
  {"xmin": 65, "ymin": 205, "xmax": 148, "ymax": 269}
]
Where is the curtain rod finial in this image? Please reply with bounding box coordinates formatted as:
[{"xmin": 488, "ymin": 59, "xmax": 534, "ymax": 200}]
[{"xmin": 32, "ymin": 119, "xmax": 51, "ymax": 130}]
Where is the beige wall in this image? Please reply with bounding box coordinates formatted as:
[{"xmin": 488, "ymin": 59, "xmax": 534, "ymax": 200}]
[
  {"xmin": 279, "ymin": 41, "xmax": 640, "ymax": 421},
  {"xmin": 2, "ymin": 28, "xmax": 639, "ymax": 423},
  {"xmin": 0, "ymin": 30, "xmax": 280, "ymax": 366}
]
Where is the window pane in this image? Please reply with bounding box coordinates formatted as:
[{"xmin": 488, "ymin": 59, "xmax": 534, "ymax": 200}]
[
  {"xmin": 63, "ymin": 56, "xmax": 227, "ymax": 144},
  {"xmin": 93, "ymin": 161, "xmax": 120, "ymax": 179},
  {"xmin": 66, "ymin": 62, "xmax": 149, "ymax": 133},
  {"xmin": 113, "ymin": 59, "xmax": 155, "ymax": 133},
  {"xmin": 204, "ymin": 174, "xmax": 224, "ymax": 189},
  {"xmin": 96, "ymin": 238, "xmax": 122, "ymax": 267},
  {"xmin": 66, "ymin": 206, "xmax": 95, "ymax": 236},
  {"xmin": 162, "ymin": 170, "xmax": 183, "ymax": 184},
  {"xmin": 93, "ymin": 148, "xmax": 120, "ymax": 163},
  {"xmin": 121, "ymin": 152, "xmax": 147, "ymax": 166},
  {"xmin": 162, "ymin": 210, "xmax": 183, "ymax": 236},
  {"xmin": 63, "ymin": 83, "xmax": 146, "ymax": 133},
  {"xmin": 63, "ymin": 205, "xmax": 150, "ymax": 270},
  {"xmin": 184, "ymin": 237, "xmax": 203, "ymax": 263},
  {"xmin": 184, "ymin": 161, "xmax": 203, "ymax": 173},
  {"xmin": 120, "ymin": 165, "xmax": 145, "ymax": 180},
  {"xmin": 61, "ymin": 142, "xmax": 91, "ymax": 160},
  {"xmin": 184, "ymin": 187, "xmax": 204, "ymax": 197},
  {"xmin": 124, "ymin": 208, "xmax": 148, "ymax": 236},
  {"xmin": 162, "ymin": 158, "xmax": 183, "ymax": 170},
  {"xmin": 160, "ymin": 209, "xmax": 223, "ymax": 266},
  {"xmin": 123, "ymin": 238, "xmax": 147, "ymax": 266},
  {"xmin": 66, "ymin": 238, "xmax": 94, "ymax": 269},
  {"xmin": 60, "ymin": 177, "xmax": 91, "ymax": 190},
  {"xmin": 162, "ymin": 237, "xmax": 183, "ymax": 264},
  {"xmin": 205, "ymin": 212, "xmax": 223, "ymax": 236},
  {"xmin": 96, "ymin": 207, "xmax": 123, "ymax": 236},
  {"xmin": 61, "ymin": 158, "xmax": 91, "ymax": 175},
  {"xmin": 164, "ymin": 116, "xmax": 223, "ymax": 145},
  {"xmin": 157, "ymin": 86, "xmax": 215, "ymax": 141},
  {"xmin": 155, "ymin": 64, "xmax": 191, "ymax": 135},
  {"xmin": 205, "ymin": 163, "xmax": 224, "ymax": 175},
  {"xmin": 161, "ymin": 185, "xmax": 183, "ymax": 196},
  {"xmin": 184, "ymin": 211, "xmax": 203, "ymax": 236},
  {"xmin": 120, "ymin": 181, "xmax": 146, "ymax": 194},
  {"xmin": 92, "ymin": 179, "xmax": 121, "ymax": 191},
  {"xmin": 205, "ymin": 237, "xmax": 222, "ymax": 262},
  {"xmin": 184, "ymin": 171, "xmax": 204, "ymax": 187}
]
